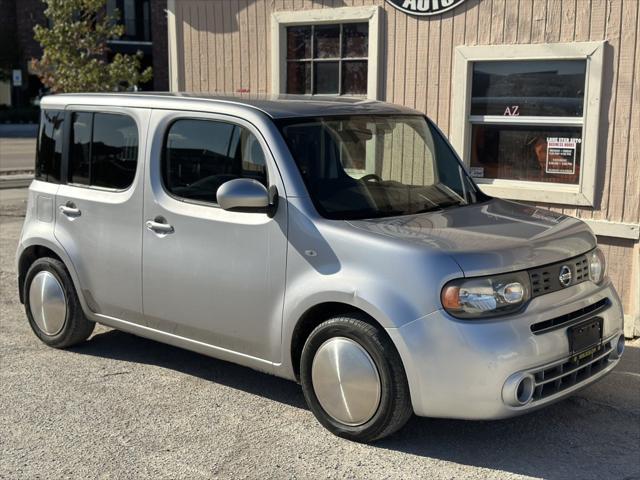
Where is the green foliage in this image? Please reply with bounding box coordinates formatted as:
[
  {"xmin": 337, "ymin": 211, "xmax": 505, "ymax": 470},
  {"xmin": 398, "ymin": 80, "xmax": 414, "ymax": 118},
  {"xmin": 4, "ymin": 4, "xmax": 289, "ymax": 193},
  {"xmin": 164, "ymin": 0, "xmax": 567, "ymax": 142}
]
[{"xmin": 31, "ymin": 0, "xmax": 152, "ymax": 93}]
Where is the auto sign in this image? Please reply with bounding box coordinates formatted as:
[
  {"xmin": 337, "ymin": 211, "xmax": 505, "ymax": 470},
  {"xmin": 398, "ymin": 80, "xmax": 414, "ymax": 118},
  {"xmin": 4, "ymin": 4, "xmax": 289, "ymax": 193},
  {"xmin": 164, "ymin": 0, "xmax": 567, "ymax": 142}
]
[{"xmin": 385, "ymin": 0, "xmax": 467, "ymax": 16}]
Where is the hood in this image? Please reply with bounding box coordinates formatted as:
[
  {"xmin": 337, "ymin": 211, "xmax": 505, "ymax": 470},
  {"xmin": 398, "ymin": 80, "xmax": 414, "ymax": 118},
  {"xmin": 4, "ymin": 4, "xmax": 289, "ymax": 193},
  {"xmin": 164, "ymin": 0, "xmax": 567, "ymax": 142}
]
[{"xmin": 346, "ymin": 199, "xmax": 596, "ymax": 276}]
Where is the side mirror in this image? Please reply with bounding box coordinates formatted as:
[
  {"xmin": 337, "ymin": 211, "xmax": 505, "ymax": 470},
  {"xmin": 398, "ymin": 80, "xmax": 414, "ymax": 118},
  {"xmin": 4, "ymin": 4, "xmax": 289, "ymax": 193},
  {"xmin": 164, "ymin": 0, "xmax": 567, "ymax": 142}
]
[{"xmin": 217, "ymin": 178, "xmax": 270, "ymax": 212}]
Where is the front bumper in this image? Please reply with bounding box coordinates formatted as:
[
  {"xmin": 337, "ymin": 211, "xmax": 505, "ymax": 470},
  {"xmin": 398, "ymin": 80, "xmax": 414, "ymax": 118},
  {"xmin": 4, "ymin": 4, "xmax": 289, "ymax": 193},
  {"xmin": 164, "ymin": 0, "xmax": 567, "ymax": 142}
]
[{"xmin": 386, "ymin": 278, "xmax": 624, "ymax": 419}]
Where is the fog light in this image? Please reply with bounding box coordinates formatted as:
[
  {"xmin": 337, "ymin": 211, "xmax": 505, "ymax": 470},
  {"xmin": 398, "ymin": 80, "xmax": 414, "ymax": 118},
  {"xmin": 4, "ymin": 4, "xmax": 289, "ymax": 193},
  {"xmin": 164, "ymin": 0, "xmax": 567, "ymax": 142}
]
[
  {"xmin": 503, "ymin": 373, "xmax": 535, "ymax": 407},
  {"xmin": 612, "ymin": 335, "xmax": 625, "ymax": 359}
]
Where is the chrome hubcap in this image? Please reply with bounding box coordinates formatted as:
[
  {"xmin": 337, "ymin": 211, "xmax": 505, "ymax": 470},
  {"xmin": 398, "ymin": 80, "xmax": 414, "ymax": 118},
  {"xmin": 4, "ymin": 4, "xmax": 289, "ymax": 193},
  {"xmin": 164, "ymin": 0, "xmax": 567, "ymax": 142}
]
[
  {"xmin": 29, "ymin": 271, "xmax": 67, "ymax": 336},
  {"xmin": 311, "ymin": 337, "xmax": 381, "ymax": 426}
]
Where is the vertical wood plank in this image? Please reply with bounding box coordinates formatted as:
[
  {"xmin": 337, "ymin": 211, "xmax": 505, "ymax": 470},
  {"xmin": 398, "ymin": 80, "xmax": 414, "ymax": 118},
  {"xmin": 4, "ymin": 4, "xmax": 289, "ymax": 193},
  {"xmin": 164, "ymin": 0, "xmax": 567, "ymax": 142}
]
[
  {"xmin": 438, "ymin": 11, "xmax": 454, "ymax": 134},
  {"xmin": 415, "ymin": 18, "xmax": 429, "ymax": 113},
  {"xmin": 181, "ymin": 2, "xmax": 193, "ymax": 90},
  {"xmin": 503, "ymin": 0, "xmax": 519, "ymax": 44},
  {"xmin": 490, "ymin": 0, "xmax": 505, "ymax": 44},
  {"xmin": 623, "ymin": 5, "xmax": 640, "ymax": 224},
  {"xmin": 256, "ymin": 0, "xmax": 267, "ymax": 93},
  {"xmin": 449, "ymin": 6, "xmax": 467, "ymax": 133},
  {"xmin": 606, "ymin": 0, "xmax": 637, "ymax": 222},
  {"xmin": 545, "ymin": 0, "xmax": 562, "ymax": 43},
  {"xmin": 238, "ymin": 0, "xmax": 250, "ymax": 91},
  {"xmin": 589, "ymin": 0, "xmax": 607, "ymax": 40},
  {"xmin": 574, "ymin": 0, "xmax": 591, "ymax": 41},
  {"xmin": 426, "ymin": 17, "xmax": 441, "ymax": 117},
  {"xmin": 595, "ymin": 0, "xmax": 622, "ymax": 220},
  {"xmin": 222, "ymin": 0, "xmax": 234, "ymax": 91},
  {"xmin": 247, "ymin": 0, "xmax": 258, "ymax": 93},
  {"xmin": 517, "ymin": 0, "xmax": 533, "ymax": 43},
  {"xmin": 393, "ymin": 6, "xmax": 408, "ymax": 104},
  {"xmin": 404, "ymin": 16, "xmax": 419, "ymax": 109},
  {"xmin": 265, "ymin": 0, "xmax": 272, "ymax": 93},
  {"xmin": 384, "ymin": 3, "xmax": 396, "ymax": 103},
  {"xmin": 231, "ymin": 1, "xmax": 242, "ymax": 91},
  {"xmin": 559, "ymin": 0, "xmax": 576, "ymax": 42},
  {"xmin": 214, "ymin": 0, "xmax": 225, "ymax": 91},
  {"xmin": 477, "ymin": 0, "xmax": 492, "ymax": 45},
  {"xmin": 190, "ymin": 2, "xmax": 201, "ymax": 91},
  {"xmin": 530, "ymin": 0, "xmax": 546, "ymax": 43},
  {"xmin": 464, "ymin": 0, "xmax": 480, "ymax": 46},
  {"xmin": 206, "ymin": 2, "xmax": 217, "ymax": 92},
  {"xmin": 198, "ymin": 2, "xmax": 209, "ymax": 91}
]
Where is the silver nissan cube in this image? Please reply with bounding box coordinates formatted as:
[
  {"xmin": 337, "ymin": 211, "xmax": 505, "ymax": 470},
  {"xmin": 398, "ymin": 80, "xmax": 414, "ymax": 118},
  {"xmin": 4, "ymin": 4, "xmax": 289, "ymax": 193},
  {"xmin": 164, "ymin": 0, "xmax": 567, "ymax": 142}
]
[{"xmin": 17, "ymin": 93, "xmax": 625, "ymax": 442}]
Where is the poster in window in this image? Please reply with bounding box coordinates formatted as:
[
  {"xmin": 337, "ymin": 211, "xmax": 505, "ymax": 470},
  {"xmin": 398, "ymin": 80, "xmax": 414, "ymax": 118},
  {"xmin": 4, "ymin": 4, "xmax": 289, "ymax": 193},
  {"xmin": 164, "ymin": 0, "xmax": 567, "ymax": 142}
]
[{"xmin": 545, "ymin": 137, "xmax": 580, "ymax": 175}]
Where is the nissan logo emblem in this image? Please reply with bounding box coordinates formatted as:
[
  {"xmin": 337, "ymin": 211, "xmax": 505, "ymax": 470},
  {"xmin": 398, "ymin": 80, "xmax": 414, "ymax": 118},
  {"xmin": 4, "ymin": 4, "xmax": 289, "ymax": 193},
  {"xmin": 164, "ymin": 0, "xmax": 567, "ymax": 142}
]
[{"xmin": 559, "ymin": 265, "xmax": 572, "ymax": 287}]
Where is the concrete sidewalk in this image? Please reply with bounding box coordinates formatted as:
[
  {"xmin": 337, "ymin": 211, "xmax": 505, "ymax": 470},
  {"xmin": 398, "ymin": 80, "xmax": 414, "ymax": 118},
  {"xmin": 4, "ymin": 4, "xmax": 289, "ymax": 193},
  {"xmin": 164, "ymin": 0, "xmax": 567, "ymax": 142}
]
[{"xmin": 0, "ymin": 137, "xmax": 36, "ymax": 173}]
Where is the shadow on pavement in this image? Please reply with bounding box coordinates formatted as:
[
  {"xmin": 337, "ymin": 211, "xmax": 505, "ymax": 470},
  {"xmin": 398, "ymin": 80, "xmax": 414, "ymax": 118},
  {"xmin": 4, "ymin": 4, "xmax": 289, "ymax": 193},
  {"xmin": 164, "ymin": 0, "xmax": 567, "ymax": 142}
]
[
  {"xmin": 73, "ymin": 329, "xmax": 640, "ymax": 480},
  {"xmin": 71, "ymin": 329, "xmax": 308, "ymax": 410}
]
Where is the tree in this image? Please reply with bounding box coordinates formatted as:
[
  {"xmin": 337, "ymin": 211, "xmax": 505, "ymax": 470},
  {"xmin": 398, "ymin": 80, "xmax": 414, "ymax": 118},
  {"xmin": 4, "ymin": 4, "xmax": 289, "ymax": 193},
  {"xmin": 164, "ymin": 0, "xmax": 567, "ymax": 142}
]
[{"xmin": 31, "ymin": 0, "xmax": 152, "ymax": 93}]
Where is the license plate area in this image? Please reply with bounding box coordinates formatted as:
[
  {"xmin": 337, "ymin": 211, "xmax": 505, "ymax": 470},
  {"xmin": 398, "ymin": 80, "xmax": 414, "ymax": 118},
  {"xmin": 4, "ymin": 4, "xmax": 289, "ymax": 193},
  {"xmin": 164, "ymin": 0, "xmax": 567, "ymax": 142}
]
[{"xmin": 568, "ymin": 317, "xmax": 603, "ymax": 360}]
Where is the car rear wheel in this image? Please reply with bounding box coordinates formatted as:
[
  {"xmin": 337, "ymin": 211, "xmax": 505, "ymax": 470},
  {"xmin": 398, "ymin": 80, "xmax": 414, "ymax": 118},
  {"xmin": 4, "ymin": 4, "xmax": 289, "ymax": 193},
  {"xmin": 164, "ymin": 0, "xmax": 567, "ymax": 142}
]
[
  {"xmin": 300, "ymin": 314, "xmax": 413, "ymax": 442},
  {"xmin": 24, "ymin": 257, "xmax": 95, "ymax": 348}
]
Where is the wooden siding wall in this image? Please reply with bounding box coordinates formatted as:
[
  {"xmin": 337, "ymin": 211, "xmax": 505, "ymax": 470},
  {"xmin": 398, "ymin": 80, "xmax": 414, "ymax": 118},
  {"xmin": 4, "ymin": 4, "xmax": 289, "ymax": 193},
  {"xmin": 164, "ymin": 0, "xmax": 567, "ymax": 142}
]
[{"xmin": 173, "ymin": 0, "xmax": 639, "ymax": 313}]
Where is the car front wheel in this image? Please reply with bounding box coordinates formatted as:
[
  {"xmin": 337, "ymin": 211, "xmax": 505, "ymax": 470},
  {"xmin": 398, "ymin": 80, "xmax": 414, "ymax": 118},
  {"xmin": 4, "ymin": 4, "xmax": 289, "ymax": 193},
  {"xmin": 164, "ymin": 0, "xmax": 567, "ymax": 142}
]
[{"xmin": 300, "ymin": 314, "xmax": 413, "ymax": 442}]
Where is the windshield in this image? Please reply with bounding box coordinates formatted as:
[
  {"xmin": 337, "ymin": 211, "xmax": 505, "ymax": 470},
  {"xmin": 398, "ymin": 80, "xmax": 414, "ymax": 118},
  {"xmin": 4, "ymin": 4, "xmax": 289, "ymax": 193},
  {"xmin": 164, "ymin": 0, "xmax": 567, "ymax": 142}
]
[{"xmin": 278, "ymin": 114, "xmax": 486, "ymax": 220}]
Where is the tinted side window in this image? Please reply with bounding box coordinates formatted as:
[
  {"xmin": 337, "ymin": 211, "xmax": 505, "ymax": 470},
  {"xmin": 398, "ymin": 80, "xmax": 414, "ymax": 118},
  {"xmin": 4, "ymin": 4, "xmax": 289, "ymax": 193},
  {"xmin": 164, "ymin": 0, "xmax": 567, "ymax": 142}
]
[
  {"xmin": 68, "ymin": 112, "xmax": 138, "ymax": 189},
  {"xmin": 91, "ymin": 113, "xmax": 138, "ymax": 189},
  {"xmin": 69, "ymin": 112, "xmax": 92, "ymax": 185},
  {"xmin": 164, "ymin": 119, "xmax": 267, "ymax": 205},
  {"xmin": 35, "ymin": 110, "xmax": 64, "ymax": 183}
]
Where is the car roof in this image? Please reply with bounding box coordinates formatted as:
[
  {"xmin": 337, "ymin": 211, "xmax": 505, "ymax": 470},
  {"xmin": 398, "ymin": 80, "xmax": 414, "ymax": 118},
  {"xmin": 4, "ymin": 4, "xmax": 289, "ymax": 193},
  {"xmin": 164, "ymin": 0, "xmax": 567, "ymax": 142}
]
[{"xmin": 40, "ymin": 92, "xmax": 422, "ymax": 119}]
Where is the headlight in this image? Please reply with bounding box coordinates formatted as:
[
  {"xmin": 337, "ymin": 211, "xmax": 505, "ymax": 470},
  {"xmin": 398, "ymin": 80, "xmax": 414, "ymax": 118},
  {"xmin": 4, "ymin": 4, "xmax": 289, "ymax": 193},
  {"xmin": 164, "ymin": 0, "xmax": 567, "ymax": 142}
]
[
  {"xmin": 441, "ymin": 271, "xmax": 531, "ymax": 319},
  {"xmin": 588, "ymin": 247, "xmax": 606, "ymax": 284}
]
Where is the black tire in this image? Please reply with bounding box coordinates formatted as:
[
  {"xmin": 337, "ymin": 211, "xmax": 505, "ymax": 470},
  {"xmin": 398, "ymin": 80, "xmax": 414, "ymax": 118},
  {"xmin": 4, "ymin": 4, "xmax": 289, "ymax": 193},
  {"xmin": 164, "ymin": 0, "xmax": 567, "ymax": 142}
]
[
  {"xmin": 23, "ymin": 257, "xmax": 95, "ymax": 348},
  {"xmin": 300, "ymin": 314, "xmax": 413, "ymax": 442}
]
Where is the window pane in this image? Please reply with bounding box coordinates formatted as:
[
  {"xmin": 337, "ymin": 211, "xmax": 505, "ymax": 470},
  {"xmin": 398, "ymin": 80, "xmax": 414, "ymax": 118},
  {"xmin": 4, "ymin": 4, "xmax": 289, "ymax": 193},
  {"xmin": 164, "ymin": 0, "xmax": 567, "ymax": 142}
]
[
  {"xmin": 91, "ymin": 113, "xmax": 138, "ymax": 189},
  {"xmin": 342, "ymin": 61, "xmax": 367, "ymax": 95},
  {"xmin": 314, "ymin": 61, "xmax": 339, "ymax": 94},
  {"xmin": 286, "ymin": 26, "xmax": 311, "ymax": 59},
  {"xmin": 35, "ymin": 110, "xmax": 64, "ymax": 183},
  {"xmin": 286, "ymin": 61, "xmax": 311, "ymax": 94},
  {"xmin": 164, "ymin": 120, "xmax": 267, "ymax": 204},
  {"xmin": 314, "ymin": 24, "xmax": 340, "ymax": 58},
  {"xmin": 69, "ymin": 112, "xmax": 92, "ymax": 185},
  {"xmin": 471, "ymin": 60, "xmax": 586, "ymax": 116},
  {"xmin": 278, "ymin": 115, "xmax": 480, "ymax": 220},
  {"xmin": 470, "ymin": 124, "xmax": 582, "ymax": 184},
  {"xmin": 342, "ymin": 23, "xmax": 368, "ymax": 58}
]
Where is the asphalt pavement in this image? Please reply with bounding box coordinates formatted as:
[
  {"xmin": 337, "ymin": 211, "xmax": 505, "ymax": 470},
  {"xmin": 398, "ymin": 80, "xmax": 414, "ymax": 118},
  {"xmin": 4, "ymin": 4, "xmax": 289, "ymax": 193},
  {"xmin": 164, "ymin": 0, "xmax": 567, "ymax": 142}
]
[{"xmin": 1, "ymin": 188, "xmax": 639, "ymax": 479}]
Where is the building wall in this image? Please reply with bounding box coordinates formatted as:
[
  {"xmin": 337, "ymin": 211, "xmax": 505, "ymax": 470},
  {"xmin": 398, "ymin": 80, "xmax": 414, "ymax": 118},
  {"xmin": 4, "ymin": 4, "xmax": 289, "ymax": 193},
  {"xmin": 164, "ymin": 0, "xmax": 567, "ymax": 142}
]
[{"xmin": 171, "ymin": 0, "xmax": 639, "ymax": 326}]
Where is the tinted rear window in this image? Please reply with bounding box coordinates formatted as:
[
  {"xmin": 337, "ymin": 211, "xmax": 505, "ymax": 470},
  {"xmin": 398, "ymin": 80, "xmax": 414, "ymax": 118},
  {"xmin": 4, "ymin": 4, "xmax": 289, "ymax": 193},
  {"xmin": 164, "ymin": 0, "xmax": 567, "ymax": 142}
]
[
  {"xmin": 35, "ymin": 110, "xmax": 64, "ymax": 183},
  {"xmin": 68, "ymin": 112, "xmax": 138, "ymax": 189}
]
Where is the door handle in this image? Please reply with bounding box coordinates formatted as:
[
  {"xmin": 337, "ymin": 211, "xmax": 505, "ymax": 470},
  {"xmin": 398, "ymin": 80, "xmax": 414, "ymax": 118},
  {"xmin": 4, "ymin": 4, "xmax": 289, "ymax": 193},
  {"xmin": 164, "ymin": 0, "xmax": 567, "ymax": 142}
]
[
  {"xmin": 145, "ymin": 218, "xmax": 174, "ymax": 235},
  {"xmin": 59, "ymin": 204, "xmax": 81, "ymax": 218}
]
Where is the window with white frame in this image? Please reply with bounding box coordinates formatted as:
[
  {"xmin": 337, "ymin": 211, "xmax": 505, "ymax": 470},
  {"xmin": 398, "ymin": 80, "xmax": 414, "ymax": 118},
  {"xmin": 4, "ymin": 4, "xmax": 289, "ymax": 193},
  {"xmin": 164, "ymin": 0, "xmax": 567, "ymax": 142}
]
[
  {"xmin": 451, "ymin": 42, "xmax": 604, "ymax": 206},
  {"xmin": 272, "ymin": 6, "xmax": 380, "ymax": 100},
  {"xmin": 286, "ymin": 23, "xmax": 368, "ymax": 96}
]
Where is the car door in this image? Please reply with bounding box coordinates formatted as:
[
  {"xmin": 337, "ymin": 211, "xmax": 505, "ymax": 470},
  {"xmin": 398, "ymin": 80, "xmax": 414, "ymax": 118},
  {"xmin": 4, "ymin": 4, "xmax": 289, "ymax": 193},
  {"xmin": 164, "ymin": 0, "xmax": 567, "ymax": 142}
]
[
  {"xmin": 142, "ymin": 110, "xmax": 288, "ymax": 363},
  {"xmin": 54, "ymin": 106, "xmax": 149, "ymax": 324}
]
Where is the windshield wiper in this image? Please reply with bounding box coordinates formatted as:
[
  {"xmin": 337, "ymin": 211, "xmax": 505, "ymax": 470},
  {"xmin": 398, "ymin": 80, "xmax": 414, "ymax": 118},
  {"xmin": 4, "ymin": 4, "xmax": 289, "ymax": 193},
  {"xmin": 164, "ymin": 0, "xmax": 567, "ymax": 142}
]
[{"xmin": 412, "ymin": 199, "xmax": 463, "ymax": 215}]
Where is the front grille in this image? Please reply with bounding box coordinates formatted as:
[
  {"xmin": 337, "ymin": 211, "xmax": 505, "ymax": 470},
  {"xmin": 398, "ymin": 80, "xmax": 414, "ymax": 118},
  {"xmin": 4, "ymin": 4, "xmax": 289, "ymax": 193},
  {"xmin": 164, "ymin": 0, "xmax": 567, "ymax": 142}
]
[
  {"xmin": 530, "ymin": 339, "xmax": 614, "ymax": 402},
  {"xmin": 530, "ymin": 298, "xmax": 610, "ymax": 334},
  {"xmin": 529, "ymin": 253, "xmax": 590, "ymax": 297}
]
